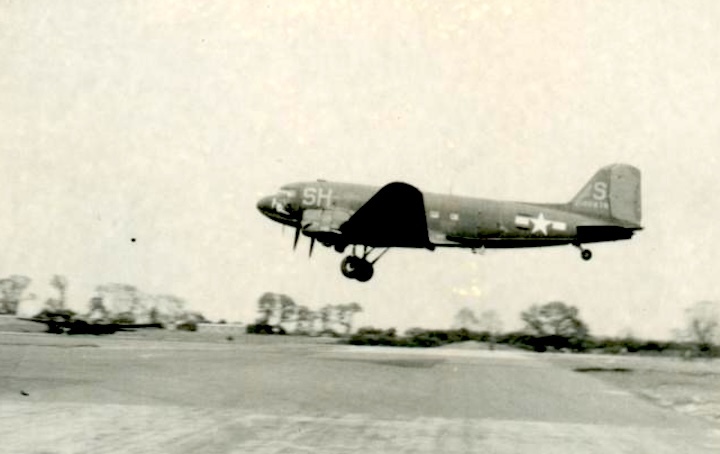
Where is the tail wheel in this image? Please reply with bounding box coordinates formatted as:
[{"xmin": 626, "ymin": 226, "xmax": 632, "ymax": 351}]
[{"xmin": 581, "ymin": 249, "xmax": 592, "ymax": 261}]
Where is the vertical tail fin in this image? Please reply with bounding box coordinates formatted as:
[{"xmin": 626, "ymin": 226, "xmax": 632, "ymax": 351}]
[{"xmin": 568, "ymin": 164, "xmax": 642, "ymax": 226}]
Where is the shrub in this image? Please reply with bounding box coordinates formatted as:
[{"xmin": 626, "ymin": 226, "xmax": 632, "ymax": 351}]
[
  {"xmin": 176, "ymin": 321, "xmax": 198, "ymax": 332},
  {"xmin": 245, "ymin": 323, "xmax": 286, "ymax": 335}
]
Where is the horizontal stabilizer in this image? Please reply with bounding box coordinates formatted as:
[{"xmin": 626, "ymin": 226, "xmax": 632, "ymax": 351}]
[{"xmin": 576, "ymin": 225, "xmax": 639, "ymax": 244}]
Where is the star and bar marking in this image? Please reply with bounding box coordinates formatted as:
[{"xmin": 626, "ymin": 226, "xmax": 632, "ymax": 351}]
[{"xmin": 514, "ymin": 213, "xmax": 567, "ymax": 235}]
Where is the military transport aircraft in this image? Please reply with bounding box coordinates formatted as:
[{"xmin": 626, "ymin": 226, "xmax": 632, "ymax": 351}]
[
  {"xmin": 19, "ymin": 311, "xmax": 162, "ymax": 335},
  {"xmin": 257, "ymin": 163, "xmax": 642, "ymax": 282}
]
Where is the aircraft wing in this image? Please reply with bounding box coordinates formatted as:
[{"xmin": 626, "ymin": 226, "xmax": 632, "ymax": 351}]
[
  {"xmin": 339, "ymin": 182, "xmax": 433, "ymax": 248},
  {"xmin": 18, "ymin": 317, "xmax": 71, "ymax": 326},
  {"xmin": 112, "ymin": 323, "xmax": 164, "ymax": 331},
  {"xmin": 18, "ymin": 317, "xmax": 162, "ymax": 335}
]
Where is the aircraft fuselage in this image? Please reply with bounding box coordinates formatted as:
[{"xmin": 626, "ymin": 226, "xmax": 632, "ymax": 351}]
[{"xmin": 257, "ymin": 164, "xmax": 642, "ymax": 281}]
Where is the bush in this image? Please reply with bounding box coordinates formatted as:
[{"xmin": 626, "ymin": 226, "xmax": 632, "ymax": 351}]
[
  {"xmin": 494, "ymin": 332, "xmax": 591, "ymax": 353},
  {"xmin": 110, "ymin": 311, "xmax": 136, "ymax": 325},
  {"xmin": 32, "ymin": 309, "xmax": 77, "ymax": 321},
  {"xmin": 245, "ymin": 323, "xmax": 286, "ymax": 335},
  {"xmin": 689, "ymin": 342, "xmax": 720, "ymax": 358},
  {"xmin": 349, "ymin": 327, "xmax": 399, "ymax": 346},
  {"xmin": 348, "ymin": 327, "xmax": 493, "ymax": 348},
  {"xmin": 176, "ymin": 321, "xmax": 198, "ymax": 332}
]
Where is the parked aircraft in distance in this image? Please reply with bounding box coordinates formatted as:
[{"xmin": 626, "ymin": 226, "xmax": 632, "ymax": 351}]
[
  {"xmin": 19, "ymin": 311, "xmax": 163, "ymax": 335},
  {"xmin": 257, "ymin": 164, "xmax": 642, "ymax": 282}
]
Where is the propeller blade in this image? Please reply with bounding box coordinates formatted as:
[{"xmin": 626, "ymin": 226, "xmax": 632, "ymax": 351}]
[
  {"xmin": 293, "ymin": 227, "xmax": 301, "ymax": 250},
  {"xmin": 309, "ymin": 237, "xmax": 316, "ymax": 257}
]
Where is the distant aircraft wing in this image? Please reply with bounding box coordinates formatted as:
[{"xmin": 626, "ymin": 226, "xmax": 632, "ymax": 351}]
[
  {"xmin": 339, "ymin": 182, "xmax": 432, "ymax": 248},
  {"xmin": 17, "ymin": 317, "xmax": 162, "ymax": 335},
  {"xmin": 114, "ymin": 323, "xmax": 163, "ymax": 331},
  {"xmin": 18, "ymin": 316, "xmax": 70, "ymax": 325},
  {"xmin": 17, "ymin": 317, "xmax": 71, "ymax": 334}
]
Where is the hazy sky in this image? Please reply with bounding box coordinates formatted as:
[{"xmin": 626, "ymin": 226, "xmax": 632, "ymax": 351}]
[{"xmin": 2, "ymin": 1, "xmax": 720, "ymax": 338}]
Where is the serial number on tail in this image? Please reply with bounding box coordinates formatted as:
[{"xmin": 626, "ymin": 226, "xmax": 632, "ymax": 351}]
[{"xmin": 574, "ymin": 200, "xmax": 610, "ymax": 210}]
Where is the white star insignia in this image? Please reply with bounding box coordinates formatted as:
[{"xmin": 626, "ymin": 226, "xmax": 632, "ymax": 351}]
[
  {"xmin": 530, "ymin": 213, "xmax": 552, "ymax": 235},
  {"xmin": 514, "ymin": 213, "xmax": 567, "ymax": 236}
]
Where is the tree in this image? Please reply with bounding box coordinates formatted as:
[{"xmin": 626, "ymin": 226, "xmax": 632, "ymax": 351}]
[
  {"xmin": 520, "ymin": 302, "xmax": 590, "ymax": 351},
  {"xmin": 0, "ymin": 275, "xmax": 34, "ymax": 315},
  {"xmin": 253, "ymin": 292, "xmax": 299, "ymax": 333},
  {"xmin": 50, "ymin": 275, "xmax": 68, "ymax": 309},
  {"xmin": 478, "ymin": 310, "xmax": 503, "ymax": 349},
  {"xmin": 143, "ymin": 294, "xmax": 186, "ymax": 325},
  {"xmin": 294, "ymin": 305, "xmax": 315, "ymax": 334},
  {"xmin": 478, "ymin": 310, "xmax": 503, "ymax": 334},
  {"xmin": 93, "ymin": 283, "xmax": 190, "ymax": 325},
  {"xmin": 318, "ymin": 304, "xmax": 335, "ymax": 332},
  {"xmin": 257, "ymin": 292, "xmax": 277, "ymax": 324},
  {"xmin": 453, "ymin": 307, "xmax": 479, "ymax": 330},
  {"xmin": 336, "ymin": 302, "xmax": 363, "ymax": 335},
  {"xmin": 86, "ymin": 296, "xmax": 109, "ymax": 320},
  {"xmin": 175, "ymin": 311, "xmax": 209, "ymax": 331},
  {"xmin": 277, "ymin": 294, "xmax": 297, "ymax": 330},
  {"xmin": 521, "ymin": 302, "xmax": 589, "ymax": 338},
  {"xmin": 95, "ymin": 283, "xmax": 142, "ymax": 315},
  {"xmin": 683, "ymin": 301, "xmax": 719, "ymax": 353}
]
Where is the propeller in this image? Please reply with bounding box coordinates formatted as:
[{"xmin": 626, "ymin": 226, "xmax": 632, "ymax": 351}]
[
  {"xmin": 289, "ymin": 220, "xmax": 317, "ymax": 257},
  {"xmin": 293, "ymin": 225, "xmax": 301, "ymax": 250},
  {"xmin": 290, "ymin": 223, "xmax": 317, "ymax": 257}
]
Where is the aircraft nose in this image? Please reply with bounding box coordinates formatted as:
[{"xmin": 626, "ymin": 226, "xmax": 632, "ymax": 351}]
[{"xmin": 257, "ymin": 195, "xmax": 274, "ymax": 215}]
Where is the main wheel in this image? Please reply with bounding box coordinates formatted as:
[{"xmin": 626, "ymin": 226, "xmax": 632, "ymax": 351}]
[
  {"xmin": 340, "ymin": 256, "xmax": 374, "ymax": 281},
  {"xmin": 581, "ymin": 249, "xmax": 592, "ymax": 261},
  {"xmin": 354, "ymin": 260, "xmax": 374, "ymax": 282},
  {"xmin": 341, "ymin": 256, "xmax": 360, "ymax": 278}
]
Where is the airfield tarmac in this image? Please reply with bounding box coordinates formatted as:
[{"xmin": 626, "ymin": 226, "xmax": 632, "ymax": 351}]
[{"xmin": 1, "ymin": 332, "xmax": 719, "ymax": 453}]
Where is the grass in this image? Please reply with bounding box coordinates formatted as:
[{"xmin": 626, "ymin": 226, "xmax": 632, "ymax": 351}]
[{"xmin": 547, "ymin": 352, "xmax": 720, "ymax": 423}]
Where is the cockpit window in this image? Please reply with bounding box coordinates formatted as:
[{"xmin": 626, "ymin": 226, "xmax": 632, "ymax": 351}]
[{"xmin": 278, "ymin": 186, "xmax": 298, "ymax": 198}]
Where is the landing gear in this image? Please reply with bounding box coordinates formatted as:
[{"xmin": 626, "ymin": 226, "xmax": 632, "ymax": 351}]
[
  {"xmin": 339, "ymin": 246, "xmax": 388, "ymax": 282},
  {"xmin": 573, "ymin": 243, "xmax": 593, "ymax": 261},
  {"xmin": 341, "ymin": 256, "xmax": 374, "ymax": 282}
]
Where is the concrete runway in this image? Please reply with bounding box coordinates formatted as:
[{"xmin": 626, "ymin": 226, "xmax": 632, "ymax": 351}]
[{"xmin": 1, "ymin": 333, "xmax": 718, "ymax": 453}]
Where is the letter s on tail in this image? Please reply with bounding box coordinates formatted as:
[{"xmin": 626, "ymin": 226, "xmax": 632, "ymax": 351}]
[{"xmin": 568, "ymin": 164, "xmax": 642, "ymax": 226}]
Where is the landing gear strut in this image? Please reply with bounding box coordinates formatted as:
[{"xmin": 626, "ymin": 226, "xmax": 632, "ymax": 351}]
[
  {"xmin": 340, "ymin": 246, "xmax": 388, "ymax": 282},
  {"xmin": 573, "ymin": 243, "xmax": 593, "ymax": 261}
]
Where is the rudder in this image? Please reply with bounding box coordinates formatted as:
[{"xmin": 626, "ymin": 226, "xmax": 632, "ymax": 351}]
[{"xmin": 568, "ymin": 164, "xmax": 641, "ymax": 226}]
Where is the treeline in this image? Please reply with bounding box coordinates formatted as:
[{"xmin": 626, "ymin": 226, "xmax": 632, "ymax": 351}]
[
  {"xmin": 246, "ymin": 292, "xmax": 362, "ymax": 336},
  {"xmin": 1, "ymin": 274, "xmax": 206, "ymax": 329},
  {"xmin": 348, "ymin": 300, "xmax": 720, "ymax": 358},
  {"xmin": 348, "ymin": 327, "xmax": 718, "ymax": 357}
]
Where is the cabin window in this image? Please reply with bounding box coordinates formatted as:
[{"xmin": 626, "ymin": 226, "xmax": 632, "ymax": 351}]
[
  {"xmin": 450, "ymin": 213, "xmax": 459, "ymax": 221},
  {"xmin": 429, "ymin": 210, "xmax": 440, "ymax": 219}
]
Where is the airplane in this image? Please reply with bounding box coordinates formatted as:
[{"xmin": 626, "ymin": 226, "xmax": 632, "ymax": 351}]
[
  {"xmin": 19, "ymin": 310, "xmax": 163, "ymax": 335},
  {"xmin": 257, "ymin": 163, "xmax": 642, "ymax": 282}
]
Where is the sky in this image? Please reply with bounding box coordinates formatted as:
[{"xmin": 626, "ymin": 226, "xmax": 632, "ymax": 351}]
[{"xmin": 2, "ymin": 0, "xmax": 720, "ymax": 339}]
